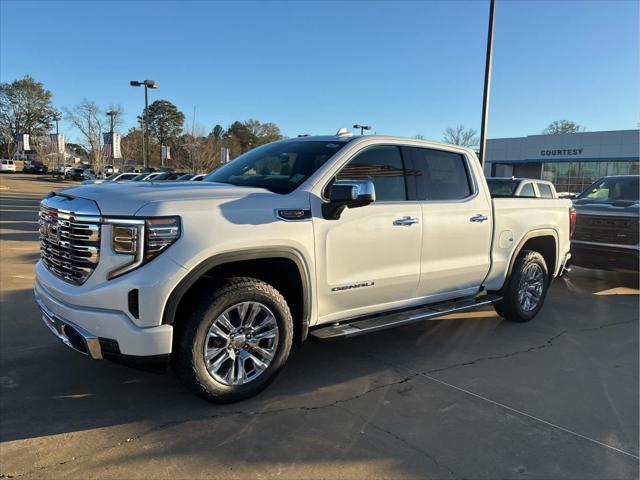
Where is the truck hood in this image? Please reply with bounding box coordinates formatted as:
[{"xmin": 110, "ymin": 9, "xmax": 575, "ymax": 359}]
[
  {"xmin": 573, "ymin": 198, "xmax": 639, "ymax": 217},
  {"xmin": 59, "ymin": 181, "xmax": 273, "ymax": 216}
]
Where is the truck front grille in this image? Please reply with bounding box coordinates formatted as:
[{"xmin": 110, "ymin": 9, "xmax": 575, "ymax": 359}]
[
  {"xmin": 573, "ymin": 214, "xmax": 639, "ymax": 246},
  {"xmin": 39, "ymin": 203, "xmax": 101, "ymax": 285}
]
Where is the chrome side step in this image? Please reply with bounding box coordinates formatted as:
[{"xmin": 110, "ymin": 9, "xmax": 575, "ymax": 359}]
[{"xmin": 310, "ymin": 294, "xmax": 502, "ymax": 341}]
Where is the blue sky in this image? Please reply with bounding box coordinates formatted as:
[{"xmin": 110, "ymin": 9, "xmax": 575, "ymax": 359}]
[{"xmin": 1, "ymin": 0, "xmax": 638, "ymax": 143}]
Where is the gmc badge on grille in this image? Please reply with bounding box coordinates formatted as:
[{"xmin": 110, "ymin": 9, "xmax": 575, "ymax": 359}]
[{"xmin": 46, "ymin": 222, "xmax": 61, "ymax": 245}]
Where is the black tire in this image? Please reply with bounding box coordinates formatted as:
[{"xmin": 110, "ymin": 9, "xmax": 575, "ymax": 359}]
[
  {"xmin": 494, "ymin": 250, "xmax": 549, "ymax": 323},
  {"xmin": 173, "ymin": 277, "xmax": 293, "ymax": 403}
]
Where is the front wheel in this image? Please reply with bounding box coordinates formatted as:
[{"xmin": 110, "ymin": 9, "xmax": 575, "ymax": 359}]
[
  {"xmin": 494, "ymin": 250, "xmax": 549, "ymax": 323},
  {"xmin": 173, "ymin": 277, "xmax": 293, "ymax": 403}
]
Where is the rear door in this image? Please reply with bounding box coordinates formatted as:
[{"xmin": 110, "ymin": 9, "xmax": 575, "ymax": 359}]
[{"xmin": 409, "ymin": 147, "xmax": 492, "ymax": 298}]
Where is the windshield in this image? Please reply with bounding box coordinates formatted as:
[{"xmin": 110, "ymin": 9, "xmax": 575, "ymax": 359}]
[
  {"xmin": 204, "ymin": 140, "xmax": 350, "ymax": 193},
  {"xmin": 577, "ymin": 177, "xmax": 639, "ymax": 202},
  {"xmin": 105, "ymin": 172, "xmax": 120, "ymax": 181},
  {"xmin": 487, "ymin": 179, "xmax": 519, "ymax": 197}
]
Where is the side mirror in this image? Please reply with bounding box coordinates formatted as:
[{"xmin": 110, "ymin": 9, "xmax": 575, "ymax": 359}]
[{"xmin": 322, "ymin": 179, "xmax": 376, "ymax": 220}]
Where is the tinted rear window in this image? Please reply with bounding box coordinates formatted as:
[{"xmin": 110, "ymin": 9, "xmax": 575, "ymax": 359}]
[
  {"xmin": 537, "ymin": 183, "xmax": 554, "ymax": 198},
  {"xmin": 487, "ymin": 179, "xmax": 519, "ymax": 197},
  {"xmin": 411, "ymin": 148, "xmax": 472, "ymax": 200},
  {"xmin": 520, "ymin": 183, "xmax": 536, "ymax": 197}
]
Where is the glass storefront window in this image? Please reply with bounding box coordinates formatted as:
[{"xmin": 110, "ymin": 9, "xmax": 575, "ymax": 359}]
[{"xmin": 541, "ymin": 161, "xmax": 640, "ymax": 194}]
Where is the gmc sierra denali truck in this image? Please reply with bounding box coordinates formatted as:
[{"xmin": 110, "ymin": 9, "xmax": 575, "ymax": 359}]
[{"xmin": 35, "ymin": 132, "xmax": 573, "ymax": 403}]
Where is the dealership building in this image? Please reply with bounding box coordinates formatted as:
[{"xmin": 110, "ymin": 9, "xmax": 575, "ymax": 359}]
[{"xmin": 484, "ymin": 129, "xmax": 639, "ymax": 193}]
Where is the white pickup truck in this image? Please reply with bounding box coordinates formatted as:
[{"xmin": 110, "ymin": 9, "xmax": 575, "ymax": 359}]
[{"xmin": 35, "ymin": 132, "xmax": 574, "ymax": 402}]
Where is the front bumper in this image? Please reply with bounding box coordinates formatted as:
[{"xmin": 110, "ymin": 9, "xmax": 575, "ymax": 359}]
[
  {"xmin": 571, "ymin": 241, "xmax": 639, "ymax": 271},
  {"xmin": 37, "ymin": 290, "xmax": 103, "ymax": 359},
  {"xmin": 35, "ymin": 279, "xmax": 173, "ymax": 370}
]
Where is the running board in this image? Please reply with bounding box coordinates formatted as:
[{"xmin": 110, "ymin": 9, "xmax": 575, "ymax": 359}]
[{"xmin": 310, "ymin": 294, "xmax": 502, "ymax": 341}]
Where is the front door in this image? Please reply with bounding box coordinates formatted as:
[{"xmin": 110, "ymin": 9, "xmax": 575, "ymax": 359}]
[{"xmin": 312, "ymin": 146, "xmax": 422, "ymax": 323}]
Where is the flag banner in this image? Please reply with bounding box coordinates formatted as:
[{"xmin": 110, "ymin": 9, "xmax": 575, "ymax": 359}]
[
  {"xmin": 162, "ymin": 145, "xmax": 171, "ymax": 161},
  {"xmin": 221, "ymin": 147, "xmax": 230, "ymax": 163},
  {"xmin": 112, "ymin": 133, "xmax": 122, "ymax": 159},
  {"xmin": 16, "ymin": 133, "xmax": 30, "ymax": 152},
  {"xmin": 50, "ymin": 134, "xmax": 65, "ymax": 152},
  {"xmin": 103, "ymin": 132, "xmax": 122, "ymax": 159},
  {"xmin": 103, "ymin": 133, "xmax": 112, "ymax": 160}
]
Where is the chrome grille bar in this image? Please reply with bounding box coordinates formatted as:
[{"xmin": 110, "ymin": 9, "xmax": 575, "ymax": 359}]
[{"xmin": 39, "ymin": 197, "xmax": 101, "ymax": 285}]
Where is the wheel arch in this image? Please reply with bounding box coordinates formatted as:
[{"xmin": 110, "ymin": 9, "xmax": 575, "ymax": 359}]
[
  {"xmin": 501, "ymin": 229, "xmax": 559, "ymax": 290},
  {"xmin": 163, "ymin": 247, "xmax": 312, "ymax": 345}
]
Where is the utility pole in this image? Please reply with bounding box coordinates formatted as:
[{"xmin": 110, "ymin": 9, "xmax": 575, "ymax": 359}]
[{"xmin": 479, "ymin": 0, "xmax": 496, "ymax": 168}]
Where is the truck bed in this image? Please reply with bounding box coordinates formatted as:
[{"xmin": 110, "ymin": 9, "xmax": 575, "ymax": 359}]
[{"xmin": 483, "ymin": 197, "xmax": 572, "ymax": 291}]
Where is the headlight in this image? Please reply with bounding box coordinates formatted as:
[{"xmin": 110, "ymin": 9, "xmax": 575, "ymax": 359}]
[{"xmin": 106, "ymin": 216, "xmax": 181, "ymax": 279}]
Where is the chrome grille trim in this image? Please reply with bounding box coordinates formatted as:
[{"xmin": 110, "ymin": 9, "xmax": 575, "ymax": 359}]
[{"xmin": 39, "ymin": 197, "xmax": 101, "ymax": 285}]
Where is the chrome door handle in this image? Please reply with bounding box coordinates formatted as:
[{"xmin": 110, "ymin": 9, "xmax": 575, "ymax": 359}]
[
  {"xmin": 393, "ymin": 217, "xmax": 419, "ymax": 226},
  {"xmin": 470, "ymin": 214, "xmax": 488, "ymax": 223}
]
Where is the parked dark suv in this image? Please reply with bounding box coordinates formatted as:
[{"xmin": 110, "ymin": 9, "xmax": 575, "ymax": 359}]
[
  {"xmin": 23, "ymin": 160, "xmax": 48, "ymax": 174},
  {"xmin": 571, "ymin": 175, "xmax": 639, "ymax": 271}
]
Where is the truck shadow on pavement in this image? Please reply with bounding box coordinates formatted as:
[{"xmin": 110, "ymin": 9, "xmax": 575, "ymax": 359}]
[{"xmin": 0, "ymin": 285, "xmax": 512, "ymax": 444}]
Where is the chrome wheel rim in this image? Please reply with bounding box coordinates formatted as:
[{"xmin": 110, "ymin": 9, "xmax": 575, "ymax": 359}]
[
  {"xmin": 517, "ymin": 264, "xmax": 545, "ymax": 312},
  {"xmin": 203, "ymin": 301, "xmax": 279, "ymax": 386}
]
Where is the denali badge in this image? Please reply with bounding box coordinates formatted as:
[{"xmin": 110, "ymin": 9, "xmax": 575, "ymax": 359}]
[{"xmin": 331, "ymin": 282, "xmax": 375, "ymax": 292}]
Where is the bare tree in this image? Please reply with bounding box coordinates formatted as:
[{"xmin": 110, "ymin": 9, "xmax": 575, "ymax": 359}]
[
  {"xmin": 106, "ymin": 104, "xmax": 125, "ymax": 131},
  {"xmin": 442, "ymin": 125, "xmax": 479, "ymax": 148},
  {"xmin": 174, "ymin": 125, "xmax": 222, "ymax": 173},
  {"xmin": 64, "ymin": 100, "xmax": 105, "ymax": 172},
  {"xmin": 542, "ymin": 120, "xmax": 585, "ymax": 135}
]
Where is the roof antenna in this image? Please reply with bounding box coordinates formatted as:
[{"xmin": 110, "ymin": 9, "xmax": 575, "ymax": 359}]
[{"xmin": 336, "ymin": 127, "xmax": 352, "ymax": 137}]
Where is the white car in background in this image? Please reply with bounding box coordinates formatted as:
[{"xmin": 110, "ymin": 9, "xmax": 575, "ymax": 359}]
[
  {"xmin": 0, "ymin": 159, "xmax": 16, "ymax": 173},
  {"xmin": 82, "ymin": 172, "xmax": 139, "ymax": 185},
  {"xmin": 486, "ymin": 177, "xmax": 558, "ymax": 199}
]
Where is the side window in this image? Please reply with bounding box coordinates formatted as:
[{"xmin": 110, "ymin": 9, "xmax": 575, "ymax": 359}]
[
  {"xmin": 520, "ymin": 183, "xmax": 536, "ymax": 197},
  {"xmin": 537, "ymin": 183, "xmax": 553, "ymax": 198},
  {"xmin": 411, "ymin": 148, "xmax": 473, "ymax": 200},
  {"xmin": 337, "ymin": 146, "xmax": 407, "ymax": 201}
]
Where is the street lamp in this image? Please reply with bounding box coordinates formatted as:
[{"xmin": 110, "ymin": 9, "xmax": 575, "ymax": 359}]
[
  {"xmin": 130, "ymin": 79, "xmax": 159, "ymax": 168},
  {"xmin": 353, "ymin": 124, "xmax": 372, "ymax": 135}
]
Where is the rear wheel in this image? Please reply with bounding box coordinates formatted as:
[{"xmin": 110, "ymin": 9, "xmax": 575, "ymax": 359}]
[
  {"xmin": 494, "ymin": 250, "xmax": 549, "ymax": 323},
  {"xmin": 173, "ymin": 277, "xmax": 293, "ymax": 403}
]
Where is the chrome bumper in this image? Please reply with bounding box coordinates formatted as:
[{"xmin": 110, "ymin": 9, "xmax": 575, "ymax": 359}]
[{"xmin": 35, "ymin": 289, "xmax": 103, "ymax": 359}]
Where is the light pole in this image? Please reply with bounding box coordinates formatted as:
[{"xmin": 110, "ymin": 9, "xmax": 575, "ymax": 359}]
[
  {"xmin": 130, "ymin": 79, "xmax": 158, "ymax": 169},
  {"xmin": 353, "ymin": 124, "xmax": 372, "ymax": 135},
  {"xmin": 478, "ymin": 0, "xmax": 496, "ymax": 168},
  {"xmin": 106, "ymin": 110, "xmax": 118, "ymax": 169}
]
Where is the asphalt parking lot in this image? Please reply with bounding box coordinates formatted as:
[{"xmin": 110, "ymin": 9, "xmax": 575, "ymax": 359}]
[{"xmin": 0, "ymin": 173, "xmax": 638, "ymax": 479}]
